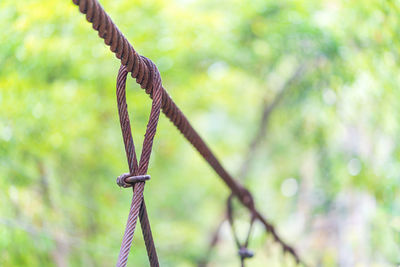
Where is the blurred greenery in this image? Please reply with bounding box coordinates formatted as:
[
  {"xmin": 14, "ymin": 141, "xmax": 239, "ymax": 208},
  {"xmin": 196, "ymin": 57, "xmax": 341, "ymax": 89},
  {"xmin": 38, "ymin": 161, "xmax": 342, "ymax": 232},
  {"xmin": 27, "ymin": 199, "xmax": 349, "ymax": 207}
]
[{"xmin": 1, "ymin": 0, "xmax": 400, "ymax": 266}]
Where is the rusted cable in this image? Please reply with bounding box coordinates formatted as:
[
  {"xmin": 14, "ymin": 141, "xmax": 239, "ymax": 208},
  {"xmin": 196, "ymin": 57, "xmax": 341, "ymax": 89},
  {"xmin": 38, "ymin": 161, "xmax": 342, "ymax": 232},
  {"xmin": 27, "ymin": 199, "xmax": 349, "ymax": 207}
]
[
  {"xmin": 117, "ymin": 174, "xmax": 151, "ymax": 188},
  {"xmin": 227, "ymin": 195, "xmax": 256, "ymax": 267},
  {"xmin": 116, "ymin": 64, "xmax": 161, "ymax": 267},
  {"xmin": 72, "ymin": 0, "xmax": 304, "ymax": 265},
  {"xmin": 200, "ymin": 64, "xmax": 310, "ymax": 266}
]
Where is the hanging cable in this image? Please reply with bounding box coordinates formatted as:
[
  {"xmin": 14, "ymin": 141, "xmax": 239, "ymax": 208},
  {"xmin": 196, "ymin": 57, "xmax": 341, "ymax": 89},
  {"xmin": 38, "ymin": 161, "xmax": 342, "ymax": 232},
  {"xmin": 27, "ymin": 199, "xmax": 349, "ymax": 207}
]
[{"xmin": 72, "ymin": 0, "xmax": 305, "ymax": 265}]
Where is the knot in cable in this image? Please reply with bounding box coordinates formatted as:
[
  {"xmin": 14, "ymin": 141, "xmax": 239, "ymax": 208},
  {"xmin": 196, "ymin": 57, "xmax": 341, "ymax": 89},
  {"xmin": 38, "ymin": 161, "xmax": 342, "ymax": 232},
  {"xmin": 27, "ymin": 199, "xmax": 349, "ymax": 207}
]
[
  {"xmin": 238, "ymin": 247, "xmax": 254, "ymax": 259},
  {"xmin": 116, "ymin": 173, "xmax": 151, "ymax": 188}
]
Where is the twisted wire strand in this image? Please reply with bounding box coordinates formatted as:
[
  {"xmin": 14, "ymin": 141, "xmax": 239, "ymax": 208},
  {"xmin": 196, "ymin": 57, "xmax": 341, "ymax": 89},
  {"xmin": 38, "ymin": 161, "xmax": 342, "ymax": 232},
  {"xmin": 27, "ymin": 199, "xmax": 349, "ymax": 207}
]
[
  {"xmin": 116, "ymin": 64, "xmax": 162, "ymax": 267},
  {"xmin": 73, "ymin": 0, "xmax": 303, "ymax": 264}
]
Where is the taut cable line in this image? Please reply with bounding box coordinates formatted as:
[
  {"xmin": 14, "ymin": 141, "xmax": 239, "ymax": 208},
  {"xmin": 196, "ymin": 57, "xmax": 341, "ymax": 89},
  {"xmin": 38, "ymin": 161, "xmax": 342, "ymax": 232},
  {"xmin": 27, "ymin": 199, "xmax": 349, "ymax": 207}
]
[{"xmin": 72, "ymin": 0, "xmax": 304, "ymax": 265}]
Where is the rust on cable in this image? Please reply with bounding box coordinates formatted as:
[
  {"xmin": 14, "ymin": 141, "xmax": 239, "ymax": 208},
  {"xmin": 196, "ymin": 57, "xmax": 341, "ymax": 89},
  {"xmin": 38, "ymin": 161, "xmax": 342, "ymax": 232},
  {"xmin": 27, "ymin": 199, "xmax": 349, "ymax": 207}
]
[
  {"xmin": 116, "ymin": 174, "xmax": 151, "ymax": 188},
  {"xmin": 115, "ymin": 64, "xmax": 161, "ymax": 267},
  {"xmin": 72, "ymin": 0, "xmax": 304, "ymax": 265},
  {"xmin": 227, "ymin": 194, "xmax": 256, "ymax": 267}
]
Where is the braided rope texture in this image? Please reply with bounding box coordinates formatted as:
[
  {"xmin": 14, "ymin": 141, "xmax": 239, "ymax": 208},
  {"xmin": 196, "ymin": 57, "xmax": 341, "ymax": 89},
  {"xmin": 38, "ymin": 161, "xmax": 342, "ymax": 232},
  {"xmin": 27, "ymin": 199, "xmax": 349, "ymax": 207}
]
[{"xmin": 72, "ymin": 0, "xmax": 303, "ymax": 265}]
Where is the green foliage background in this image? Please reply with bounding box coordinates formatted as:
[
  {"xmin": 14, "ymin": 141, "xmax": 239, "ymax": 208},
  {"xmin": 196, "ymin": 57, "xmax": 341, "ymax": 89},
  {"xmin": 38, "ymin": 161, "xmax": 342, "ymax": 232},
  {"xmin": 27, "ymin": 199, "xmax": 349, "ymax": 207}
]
[{"xmin": 1, "ymin": 0, "xmax": 399, "ymax": 266}]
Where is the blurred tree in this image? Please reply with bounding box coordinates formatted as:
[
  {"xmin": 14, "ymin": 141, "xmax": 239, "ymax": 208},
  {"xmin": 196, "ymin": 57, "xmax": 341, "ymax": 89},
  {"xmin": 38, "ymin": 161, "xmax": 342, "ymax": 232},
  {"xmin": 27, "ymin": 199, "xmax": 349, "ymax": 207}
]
[{"xmin": 0, "ymin": 0, "xmax": 399, "ymax": 266}]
